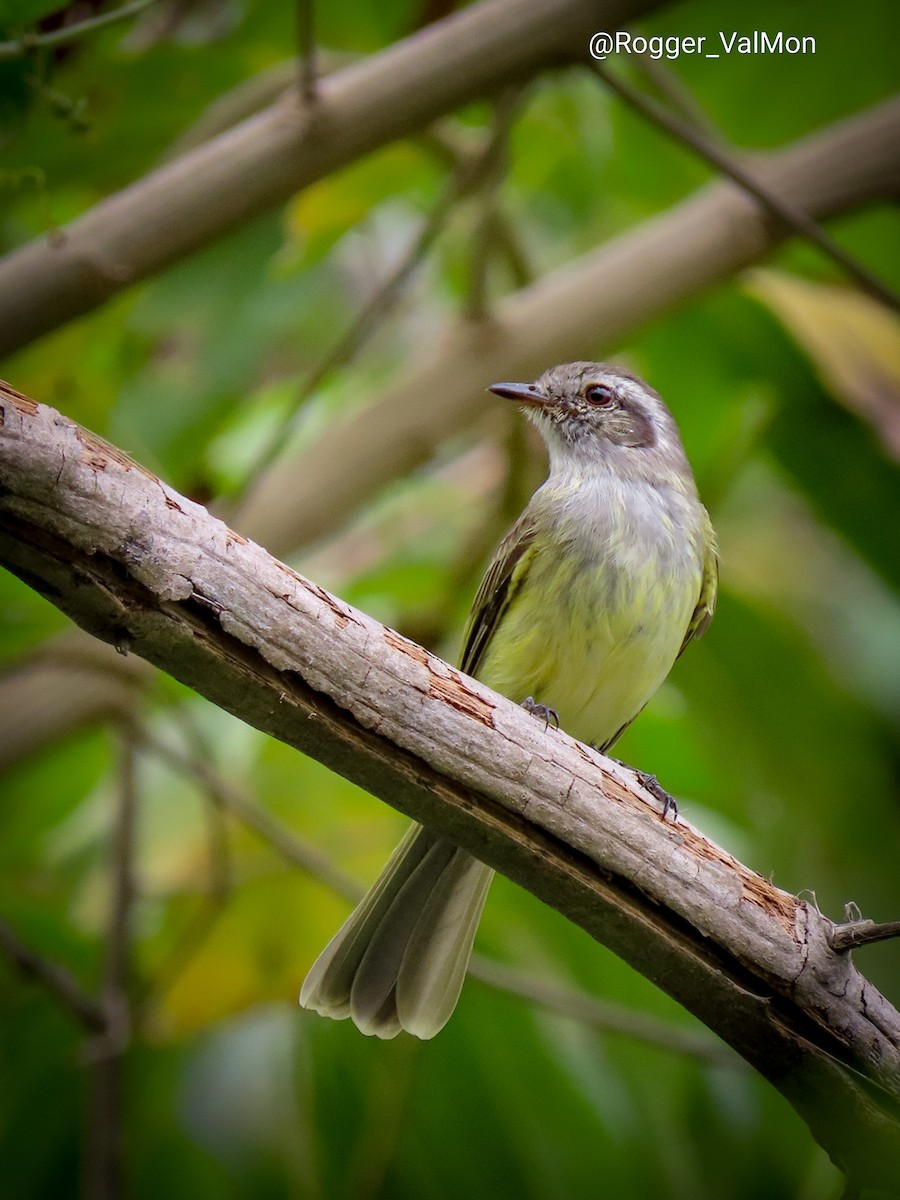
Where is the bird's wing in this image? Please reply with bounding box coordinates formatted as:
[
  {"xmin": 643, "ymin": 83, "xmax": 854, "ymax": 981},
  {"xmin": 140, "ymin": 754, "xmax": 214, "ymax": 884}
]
[
  {"xmin": 459, "ymin": 511, "xmax": 539, "ymax": 677},
  {"xmin": 679, "ymin": 534, "xmax": 718, "ymax": 657}
]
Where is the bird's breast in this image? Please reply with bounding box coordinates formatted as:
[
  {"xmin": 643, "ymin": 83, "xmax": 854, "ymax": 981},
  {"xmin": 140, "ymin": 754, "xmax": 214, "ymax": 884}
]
[{"xmin": 477, "ymin": 475, "xmax": 706, "ymax": 749}]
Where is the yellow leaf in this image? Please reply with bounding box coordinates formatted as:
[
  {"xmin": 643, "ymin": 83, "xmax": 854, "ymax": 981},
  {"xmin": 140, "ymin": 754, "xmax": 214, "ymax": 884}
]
[{"xmin": 746, "ymin": 270, "xmax": 900, "ymax": 459}]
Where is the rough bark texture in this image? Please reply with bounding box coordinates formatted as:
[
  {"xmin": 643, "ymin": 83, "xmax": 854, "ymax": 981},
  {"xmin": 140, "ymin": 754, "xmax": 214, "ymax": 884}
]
[
  {"xmin": 1, "ymin": 382, "xmax": 898, "ymax": 1189},
  {"xmin": 0, "ymin": 0, "xmax": 661, "ymax": 358}
]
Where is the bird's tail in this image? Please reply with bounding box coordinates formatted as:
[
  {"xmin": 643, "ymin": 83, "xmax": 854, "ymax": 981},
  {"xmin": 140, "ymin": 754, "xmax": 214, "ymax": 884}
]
[{"xmin": 299, "ymin": 824, "xmax": 493, "ymax": 1039}]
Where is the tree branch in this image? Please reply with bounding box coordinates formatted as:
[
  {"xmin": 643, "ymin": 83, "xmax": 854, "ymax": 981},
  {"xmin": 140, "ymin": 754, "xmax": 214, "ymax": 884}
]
[
  {"xmin": 831, "ymin": 920, "xmax": 900, "ymax": 953},
  {"xmin": 0, "ymin": 916, "xmax": 107, "ymax": 1032},
  {"xmin": 467, "ymin": 957, "xmax": 743, "ymax": 1068},
  {"xmin": 0, "ymin": 0, "xmax": 158, "ymax": 61},
  {"xmin": 0, "ymin": 632, "xmax": 146, "ymax": 772},
  {"xmin": 235, "ymin": 94, "xmax": 900, "ymax": 556},
  {"xmin": 0, "ymin": 0, "xmax": 661, "ymax": 358},
  {"xmin": 1, "ymin": 382, "xmax": 899, "ymax": 1189},
  {"xmin": 588, "ymin": 62, "xmax": 900, "ymax": 311},
  {"xmin": 86, "ymin": 735, "xmax": 138, "ymax": 1200},
  {"xmin": 295, "ymin": 0, "xmax": 317, "ymax": 104},
  {"xmin": 237, "ymin": 85, "xmax": 525, "ymax": 492}
]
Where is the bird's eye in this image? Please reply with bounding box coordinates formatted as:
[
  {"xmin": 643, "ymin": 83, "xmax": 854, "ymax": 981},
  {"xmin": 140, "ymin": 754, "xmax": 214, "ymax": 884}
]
[{"xmin": 585, "ymin": 384, "xmax": 616, "ymax": 409}]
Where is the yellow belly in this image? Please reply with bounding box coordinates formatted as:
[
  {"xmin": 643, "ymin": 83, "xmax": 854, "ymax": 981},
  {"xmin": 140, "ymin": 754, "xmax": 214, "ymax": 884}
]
[{"xmin": 476, "ymin": 548, "xmax": 700, "ymax": 750}]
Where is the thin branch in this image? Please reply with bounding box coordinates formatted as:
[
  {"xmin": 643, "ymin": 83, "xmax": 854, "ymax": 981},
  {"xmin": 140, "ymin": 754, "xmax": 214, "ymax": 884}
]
[
  {"xmin": 131, "ymin": 750, "xmax": 235, "ymax": 1016},
  {"xmin": 137, "ymin": 727, "xmax": 361, "ymax": 902},
  {"xmin": 462, "ymin": 90, "xmax": 523, "ymax": 319},
  {"xmin": 127, "ymin": 710, "xmax": 236, "ymax": 1015},
  {"xmin": 0, "ymin": 633, "xmax": 147, "ymax": 774},
  {"xmin": 467, "ymin": 957, "xmax": 743, "ymax": 1069},
  {"xmin": 295, "ymin": 0, "xmax": 317, "ymax": 103},
  {"xmin": 135, "ymin": 895, "xmax": 224, "ymax": 1019},
  {"xmin": 85, "ymin": 734, "xmax": 139, "ymax": 1200},
  {"xmin": 489, "ymin": 210, "xmax": 532, "ymax": 290},
  {"xmin": 831, "ymin": 919, "xmax": 900, "ymax": 953},
  {"xmin": 631, "ymin": 54, "xmax": 719, "ymax": 137},
  {"xmin": 0, "ymin": 916, "xmax": 106, "ymax": 1032},
  {"xmin": 401, "ymin": 415, "xmax": 538, "ymax": 651},
  {"xmin": 465, "ymin": 205, "xmax": 515, "ymax": 319},
  {"xmin": 236, "ymin": 86, "xmax": 524, "ymax": 495},
  {"xmin": 588, "ymin": 61, "xmax": 900, "ymax": 313},
  {"xmin": 101, "ymin": 736, "xmax": 139, "ymax": 1046},
  {"xmin": 202, "ymin": 780, "xmax": 234, "ymax": 901},
  {"xmin": 170, "ymin": 706, "xmax": 236, "ymax": 900},
  {"xmin": 0, "ymin": 0, "xmax": 158, "ymax": 61}
]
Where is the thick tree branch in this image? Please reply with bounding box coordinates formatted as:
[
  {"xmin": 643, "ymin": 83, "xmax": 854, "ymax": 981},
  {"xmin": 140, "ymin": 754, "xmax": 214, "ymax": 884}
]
[
  {"xmin": 235, "ymin": 94, "xmax": 900, "ymax": 555},
  {"xmin": 1, "ymin": 383, "xmax": 899, "ymax": 1188},
  {"xmin": 0, "ymin": 0, "xmax": 660, "ymax": 358}
]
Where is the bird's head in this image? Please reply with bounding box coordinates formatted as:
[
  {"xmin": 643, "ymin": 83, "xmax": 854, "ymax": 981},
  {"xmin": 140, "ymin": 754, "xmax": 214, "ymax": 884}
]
[{"xmin": 489, "ymin": 362, "xmax": 690, "ymax": 484}]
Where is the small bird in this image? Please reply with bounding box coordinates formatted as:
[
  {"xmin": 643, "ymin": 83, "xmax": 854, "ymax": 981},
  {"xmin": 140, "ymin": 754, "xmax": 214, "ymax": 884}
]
[{"xmin": 300, "ymin": 362, "xmax": 717, "ymax": 1039}]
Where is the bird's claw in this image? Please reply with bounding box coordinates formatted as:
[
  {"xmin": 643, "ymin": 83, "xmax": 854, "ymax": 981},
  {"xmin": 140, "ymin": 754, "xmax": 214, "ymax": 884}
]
[
  {"xmin": 522, "ymin": 697, "xmax": 559, "ymax": 732},
  {"xmin": 635, "ymin": 770, "xmax": 678, "ymax": 821}
]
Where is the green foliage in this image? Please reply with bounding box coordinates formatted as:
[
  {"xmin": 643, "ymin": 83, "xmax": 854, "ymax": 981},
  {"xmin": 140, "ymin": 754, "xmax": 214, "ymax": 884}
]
[{"xmin": 1, "ymin": 1, "xmax": 898, "ymax": 1198}]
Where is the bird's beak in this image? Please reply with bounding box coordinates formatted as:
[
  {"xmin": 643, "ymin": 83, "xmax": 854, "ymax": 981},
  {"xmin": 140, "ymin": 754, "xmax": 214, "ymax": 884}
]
[{"xmin": 488, "ymin": 381, "xmax": 548, "ymax": 409}]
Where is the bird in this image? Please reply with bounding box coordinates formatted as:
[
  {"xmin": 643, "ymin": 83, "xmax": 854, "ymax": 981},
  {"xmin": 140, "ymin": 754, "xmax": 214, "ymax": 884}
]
[{"xmin": 299, "ymin": 361, "xmax": 717, "ymax": 1039}]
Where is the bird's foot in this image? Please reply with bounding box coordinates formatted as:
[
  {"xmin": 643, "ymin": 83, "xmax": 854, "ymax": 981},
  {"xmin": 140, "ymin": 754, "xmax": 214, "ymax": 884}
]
[
  {"xmin": 604, "ymin": 757, "xmax": 678, "ymax": 821},
  {"xmin": 522, "ymin": 697, "xmax": 559, "ymax": 732},
  {"xmin": 636, "ymin": 770, "xmax": 678, "ymax": 821}
]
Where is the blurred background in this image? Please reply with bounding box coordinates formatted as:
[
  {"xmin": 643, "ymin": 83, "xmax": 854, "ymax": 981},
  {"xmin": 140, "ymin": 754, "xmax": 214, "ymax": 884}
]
[{"xmin": 0, "ymin": 0, "xmax": 898, "ymax": 1197}]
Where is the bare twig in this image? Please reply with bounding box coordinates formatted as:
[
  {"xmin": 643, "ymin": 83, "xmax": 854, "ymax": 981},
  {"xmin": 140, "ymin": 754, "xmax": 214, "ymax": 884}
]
[
  {"xmin": 0, "ymin": 0, "xmax": 158, "ymax": 61},
  {"xmin": 401, "ymin": 414, "xmax": 538, "ymax": 651},
  {"xmin": 588, "ymin": 62, "xmax": 900, "ymax": 313},
  {"xmin": 468, "ymin": 957, "xmax": 742, "ymax": 1068},
  {"xmin": 490, "ymin": 211, "xmax": 532, "ymax": 289},
  {"xmin": 831, "ymin": 919, "xmax": 900, "ymax": 953},
  {"xmin": 172, "ymin": 707, "xmax": 236, "ymax": 901},
  {"xmin": 102, "ymin": 737, "xmax": 139, "ymax": 1046},
  {"xmin": 631, "ymin": 54, "xmax": 718, "ymax": 136},
  {"xmin": 295, "ymin": 0, "xmax": 317, "ymax": 102},
  {"xmin": 136, "ymin": 897, "xmax": 224, "ymax": 1018},
  {"xmin": 137, "ymin": 726, "xmax": 361, "ymax": 901},
  {"xmin": 236, "ymin": 88, "xmax": 524, "ymax": 494},
  {"xmin": 86, "ymin": 735, "xmax": 139, "ymax": 1200},
  {"xmin": 462, "ymin": 89, "xmax": 522, "ymax": 319},
  {"xmin": 128, "ymin": 712, "xmax": 236, "ymax": 1015},
  {"xmin": 466, "ymin": 205, "xmax": 512, "ymax": 319},
  {"xmin": 0, "ymin": 917, "xmax": 106, "ymax": 1032}
]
